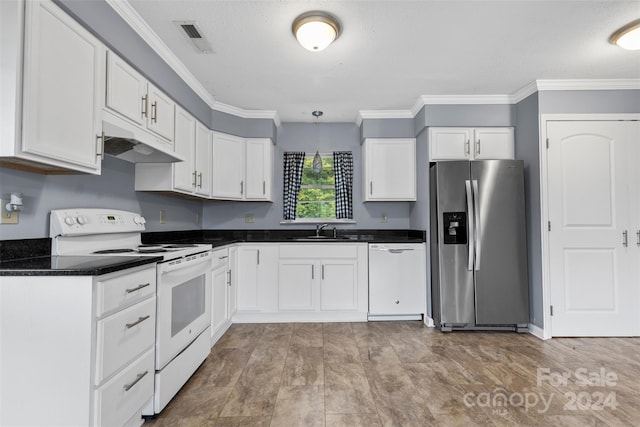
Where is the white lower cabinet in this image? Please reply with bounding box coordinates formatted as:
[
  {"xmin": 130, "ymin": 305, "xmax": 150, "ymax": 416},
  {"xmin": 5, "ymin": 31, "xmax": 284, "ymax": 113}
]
[
  {"xmin": 276, "ymin": 244, "xmax": 368, "ymax": 322},
  {"xmin": 210, "ymin": 247, "xmax": 231, "ymax": 345},
  {"xmin": 235, "ymin": 245, "xmax": 279, "ymax": 313},
  {"xmin": 0, "ymin": 264, "xmax": 157, "ymax": 427}
]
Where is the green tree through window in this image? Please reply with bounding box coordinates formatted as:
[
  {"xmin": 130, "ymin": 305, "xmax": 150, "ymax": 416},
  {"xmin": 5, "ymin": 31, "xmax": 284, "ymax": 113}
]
[{"xmin": 297, "ymin": 155, "xmax": 335, "ymax": 219}]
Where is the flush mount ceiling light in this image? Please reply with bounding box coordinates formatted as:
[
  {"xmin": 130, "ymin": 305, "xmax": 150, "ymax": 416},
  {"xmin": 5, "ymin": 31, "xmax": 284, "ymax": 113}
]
[
  {"xmin": 610, "ymin": 19, "xmax": 640, "ymax": 50},
  {"xmin": 292, "ymin": 11, "xmax": 341, "ymax": 52}
]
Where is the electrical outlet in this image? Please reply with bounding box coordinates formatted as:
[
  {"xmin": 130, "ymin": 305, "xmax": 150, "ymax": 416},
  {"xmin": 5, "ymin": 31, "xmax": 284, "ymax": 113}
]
[
  {"xmin": 245, "ymin": 214, "xmax": 254, "ymax": 223},
  {"xmin": 0, "ymin": 199, "xmax": 19, "ymax": 224},
  {"xmin": 381, "ymin": 214, "xmax": 388, "ymax": 223},
  {"xmin": 160, "ymin": 209, "xmax": 166, "ymax": 224}
]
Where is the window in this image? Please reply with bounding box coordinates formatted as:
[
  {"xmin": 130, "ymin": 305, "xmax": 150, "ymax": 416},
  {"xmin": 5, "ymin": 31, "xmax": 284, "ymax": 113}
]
[
  {"xmin": 297, "ymin": 154, "xmax": 335, "ymax": 219},
  {"xmin": 282, "ymin": 151, "xmax": 353, "ymax": 222}
]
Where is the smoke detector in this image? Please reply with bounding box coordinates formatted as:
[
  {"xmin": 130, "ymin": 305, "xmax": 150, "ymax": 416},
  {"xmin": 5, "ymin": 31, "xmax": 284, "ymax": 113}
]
[{"xmin": 174, "ymin": 21, "xmax": 213, "ymax": 54}]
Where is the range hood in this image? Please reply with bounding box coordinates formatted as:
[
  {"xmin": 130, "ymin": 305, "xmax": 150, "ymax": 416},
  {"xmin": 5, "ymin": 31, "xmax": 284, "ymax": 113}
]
[{"xmin": 102, "ymin": 110, "xmax": 184, "ymax": 163}]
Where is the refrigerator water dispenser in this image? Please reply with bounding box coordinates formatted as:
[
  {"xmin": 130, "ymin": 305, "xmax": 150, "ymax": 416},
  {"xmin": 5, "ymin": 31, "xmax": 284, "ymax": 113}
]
[{"xmin": 443, "ymin": 212, "xmax": 467, "ymax": 244}]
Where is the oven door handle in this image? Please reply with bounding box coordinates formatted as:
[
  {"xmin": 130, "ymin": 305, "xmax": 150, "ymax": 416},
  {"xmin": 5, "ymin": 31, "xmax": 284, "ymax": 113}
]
[{"xmin": 159, "ymin": 252, "xmax": 211, "ymax": 274}]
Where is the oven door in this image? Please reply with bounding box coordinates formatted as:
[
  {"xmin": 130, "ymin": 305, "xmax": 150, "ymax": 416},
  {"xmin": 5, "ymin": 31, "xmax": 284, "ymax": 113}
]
[{"xmin": 156, "ymin": 251, "xmax": 212, "ymax": 369}]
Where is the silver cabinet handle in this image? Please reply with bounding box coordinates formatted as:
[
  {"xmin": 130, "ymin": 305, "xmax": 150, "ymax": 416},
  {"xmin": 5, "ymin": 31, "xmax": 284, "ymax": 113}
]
[
  {"xmin": 218, "ymin": 255, "xmax": 228, "ymax": 260},
  {"xmin": 465, "ymin": 140, "xmax": 471, "ymax": 156},
  {"xmin": 256, "ymin": 250, "xmax": 260, "ymax": 265},
  {"xmin": 388, "ymin": 249, "xmax": 414, "ymax": 254},
  {"xmin": 465, "ymin": 180, "xmax": 474, "ymax": 271},
  {"xmin": 141, "ymin": 95, "xmax": 148, "ymax": 118},
  {"xmin": 476, "ymin": 139, "xmax": 481, "ymax": 156},
  {"xmin": 227, "ymin": 270, "xmax": 232, "ymax": 286},
  {"xmin": 151, "ymin": 101, "xmax": 158, "ymax": 123},
  {"xmin": 370, "ymin": 181, "xmax": 373, "ymax": 195},
  {"xmin": 125, "ymin": 315, "xmax": 150, "ymax": 329},
  {"xmin": 192, "ymin": 171, "xmax": 197, "ymax": 187},
  {"xmin": 198, "ymin": 172, "xmax": 203, "ymax": 188},
  {"xmin": 96, "ymin": 131, "xmax": 105, "ymax": 159},
  {"xmin": 125, "ymin": 282, "xmax": 151, "ymax": 294},
  {"xmin": 321, "ymin": 264, "xmax": 325, "ymax": 280},
  {"xmin": 263, "ymin": 181, "xmax": 266, "ymax": 195},
  {"xmin": 622, "ymin": 230, "xmax": 628, "ymax": 247},
  {"xmin": 124, "ymin": 370, "xmax": 148, "ymax": 392},
  {"xmin": 311, "ymin": 265, "xmax": 314, "ymax": 280},
  {"xmin": 636, "ymin": 230, "xmax": 640, "ymax": 246},
  {"xmin": 240, "ymin": 181, "xmax": 244, "ymax": 195}
]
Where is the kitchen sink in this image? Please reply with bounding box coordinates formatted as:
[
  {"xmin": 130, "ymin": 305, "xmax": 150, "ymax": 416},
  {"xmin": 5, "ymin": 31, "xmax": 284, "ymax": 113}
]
[{"xmin": 289, "ymin": 235, "xmax": 352, "ymax": 241}]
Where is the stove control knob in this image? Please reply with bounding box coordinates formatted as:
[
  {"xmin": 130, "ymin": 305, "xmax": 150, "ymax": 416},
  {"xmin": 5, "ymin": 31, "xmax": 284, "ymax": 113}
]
[
  {"xmin": 76, "ymin": 215, "xmax": 88, "ymax": 225},
  {"xmin": 134, "ymin": 216, "xmax": 145, "ymax": 225},
  {"xmin": 64, "ymin": 216, "xmax": 76, "ymax": 226}
]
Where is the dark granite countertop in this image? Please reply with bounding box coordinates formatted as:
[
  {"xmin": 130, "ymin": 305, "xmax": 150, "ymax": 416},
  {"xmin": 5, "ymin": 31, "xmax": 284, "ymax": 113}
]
[
  {"xmin": 0, "ymin": 255, "xmax": 161, "ymax": 276},
  {"xmin": 142, "ymin": 229, "xmax": 426, "ymax": 248}
]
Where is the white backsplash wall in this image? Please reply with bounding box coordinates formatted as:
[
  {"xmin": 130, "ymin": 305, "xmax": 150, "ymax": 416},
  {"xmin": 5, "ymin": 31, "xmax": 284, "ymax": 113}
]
[
  {"xmin": 0, "ymin": 156, "xmax": 202, "ymax": 240},
  {"xmin": 201, "ymin": 122, "xmax": 411, "ymax": 230}
]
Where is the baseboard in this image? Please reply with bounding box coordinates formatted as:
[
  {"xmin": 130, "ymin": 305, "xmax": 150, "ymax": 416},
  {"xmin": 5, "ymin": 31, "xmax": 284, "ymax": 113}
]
[
  {"xmin": 528, "ymin": 323, "xmax": 548, "ymax": 340},
  {"xmin": 368, "ymin": 314, "xmax": 422, "ymax": 321},
  {"xmin": 424, "ymin": 316, "xmax": 435, "ymax": 327},
  {"xmin": 232, "ymin": 311, "xmax": 368, "ymax": 323}
]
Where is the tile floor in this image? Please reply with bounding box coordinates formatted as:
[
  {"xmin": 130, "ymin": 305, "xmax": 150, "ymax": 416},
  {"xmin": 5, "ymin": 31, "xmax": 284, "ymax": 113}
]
[{"xmin": 144, "ymin": 322, "xmax": 640, "ymax": 426}]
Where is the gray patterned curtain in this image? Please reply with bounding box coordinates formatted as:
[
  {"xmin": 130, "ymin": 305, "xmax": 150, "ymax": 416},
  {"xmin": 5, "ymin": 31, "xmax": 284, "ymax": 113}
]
[
  {"xmin": 283, "ymin": 152, "xmax": 306, "ymax": 220},
  {"xmin": 333, "ymin": 151, "xmax": 353, "ymax": 219}
]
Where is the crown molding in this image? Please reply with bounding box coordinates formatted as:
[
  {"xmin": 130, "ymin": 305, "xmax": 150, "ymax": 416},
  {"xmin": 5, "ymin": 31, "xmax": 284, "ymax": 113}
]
[
  {"xmin": 105, "ymin": 0, "xmax": 280, "ymax": 127},
  {"xmin": 511, "ymin": 81, "xmax": 539, "ymax": 103},
  {"xmin": 356, "ymin": 110, "xmax": 414, "ymax": 126},
  {"xmin": 535, "ymin": 79, "xmax": 640, "ymax": 91},
  {"xmin": 213, "ymin": 101, "xmax": 281, "ymax": 127}
]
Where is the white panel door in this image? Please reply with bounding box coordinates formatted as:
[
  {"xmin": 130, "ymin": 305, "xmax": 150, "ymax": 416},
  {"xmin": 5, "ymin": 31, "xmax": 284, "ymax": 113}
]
[
  {"xmin": 211, "ymin": 264, "xmax": 228, "ymax": 338},
  {"xmin": 21, "ymin": 0, "xmax": 104, "ymax": 174},
  {"xmin": 278, "ymin": 260, "xmax": 315, "ymax": 311},
  {"xmin": 245, "ymin": 139, "xmax": 272, "ymax": 200},
  {"xmin": 146, "ymin": 83, "xmax": 174, "ymax": 142},
  {"xmin": 364, "ymin": 138, "xmax": 416, "ymax": 201},
  {"xmin": 547, "ymin": 121, "xmax": 638, "ymax": 336},
  {"xmin": 473, "ymin": 128, "xmax": 514, "ymax": 160},
  {"xmin": 429, "ymin": 128, "xmax": 473, "ymax": 160},
  {"xmin": 105, "ymin": 51, "xmax": 146, "ymax": 126},
  {"xmin": 173, "ymin": 107, "xmax": 196, "ymax": 193},
  {"xmin": 320, "ymin": 260, "xmax": 358, "ymax": 311},
  {"xmin": 236, "ymin": 247, "xmax": 259, "ymax": 311}
]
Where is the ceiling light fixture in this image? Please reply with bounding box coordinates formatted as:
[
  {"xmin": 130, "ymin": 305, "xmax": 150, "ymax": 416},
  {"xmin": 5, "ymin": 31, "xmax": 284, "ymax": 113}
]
[
  {"xmin": 610, "ymin": 19, "xmax": 640, "ymax": 50},
  {"xmin": 292, "ymin": 11, "xmax": 341, "ymax": 52}
]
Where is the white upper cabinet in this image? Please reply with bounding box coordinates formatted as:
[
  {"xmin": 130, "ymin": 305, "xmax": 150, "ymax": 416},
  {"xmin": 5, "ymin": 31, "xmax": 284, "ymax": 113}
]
[
  {"xmin": 245, "ymin": 138, "xmax": 274, "ymax": 200},
  {"xmin": 105, "ymin": 51, "xmax": 174, "ymax": 143},
  {"xmin": 3, "ymin": 0, "xmax": 105, "ymax": 174},
  {"xmin": 194, "ymin": 122, "xmax": 212, "ymax": 197},
  {"xmin": 429, "ymin": 127, "xmax": 514, "ymax": 161},
  {"xmin": 172, "ymin": 107, "xmax": 197, "ymax": 193},
  {"xmin": 211, "ymin": 132, "xmax": 246, "ymax": 199},
  {"xmin": 362, "ymin": 138, "xmax": 416, "ymax": 201},
  {"xmin": 211, "ymin": 133, "xmax": 273, "ymax": 201}
]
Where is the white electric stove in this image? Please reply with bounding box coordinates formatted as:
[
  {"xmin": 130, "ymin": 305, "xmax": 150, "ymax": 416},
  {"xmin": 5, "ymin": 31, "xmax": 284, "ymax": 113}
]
[{"xmin": 50, "ymin": 208, "xmax": 213, "ymax": 416}]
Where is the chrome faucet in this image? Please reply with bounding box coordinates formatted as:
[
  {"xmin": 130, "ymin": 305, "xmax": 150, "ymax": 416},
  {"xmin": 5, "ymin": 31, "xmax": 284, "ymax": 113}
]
[{"xmin": 316, "ymin": 223, "xmax": 329, "ymax": 237}]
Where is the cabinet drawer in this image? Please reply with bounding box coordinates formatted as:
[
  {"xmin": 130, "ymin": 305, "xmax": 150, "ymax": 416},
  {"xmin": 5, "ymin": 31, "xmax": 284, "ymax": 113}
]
[
  {"xmin": 211, "ymin": 248, "xmax": 229, "ymax": 270},
  {"xmin": 95, "ymin": 266, "xmax": 156, "ymax": 316},
  {"xmin": 94, "ymin": 348, "xmax": 154, "ymax": 427},
  {"xmin": 95, "ymin": 297, "xmax": 156, "ymax": 384},
  {"xmin": 279, "ymin": 244, "xmax": 358, "ymax": 259}
]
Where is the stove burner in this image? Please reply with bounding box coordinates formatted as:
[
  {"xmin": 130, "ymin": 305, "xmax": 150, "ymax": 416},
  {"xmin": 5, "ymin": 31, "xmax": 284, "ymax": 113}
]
[
  {"xmin": 138, "ymin": 244, "xmax": 162, "ymax": 248},
  {"xmin": 163, "ymin": 244, "xmax": 197, "ymax": 248},
  {"xmin": 92, "ymin": 249, "xmax": 136, "ymax": 254},
  {"xmin": 137, "ymin": 248, "xmax": 169, "ymax": 253}
]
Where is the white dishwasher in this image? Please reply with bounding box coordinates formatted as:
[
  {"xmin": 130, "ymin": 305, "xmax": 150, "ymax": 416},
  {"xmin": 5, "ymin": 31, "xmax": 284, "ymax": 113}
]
[{"xmin": 368, "ymin": 243, "xmax": 427, "ymax": 320}]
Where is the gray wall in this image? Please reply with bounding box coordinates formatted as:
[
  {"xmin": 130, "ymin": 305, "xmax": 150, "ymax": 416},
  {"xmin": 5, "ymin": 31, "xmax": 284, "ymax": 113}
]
[
  {"xmin": 515, "ymin": 93, "xmax": 542, "ymax": 328},
  {"xmin": 0, "ymin": 157, "xmax": 202, "ymax": 240},
  {"xmin": 539, "ymin": 89, "xmax": 640, "ymax": 114},
  {"xmin": 201, "ymin": 122, "xmax": 411, "ymax": 230}
]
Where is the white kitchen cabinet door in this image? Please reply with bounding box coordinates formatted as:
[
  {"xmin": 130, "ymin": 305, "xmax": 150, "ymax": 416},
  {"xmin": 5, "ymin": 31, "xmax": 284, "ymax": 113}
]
[
  {"xmin": 236, "ymin": 245, "xmax": 279, "ymax": 313},
  {"xmin": 320, "ymin": 260, "xmax": 358, "ymax": 311},
  {"xmin": 245, "ymin": 138, "xmax": 273, "ymax": 200},
  {"xmin": 146, "ymin": 83, "xmax": 174, "ymax": 142},
  {"xmin": 429, "ymin": 127, "xmax": 514, "ymax": 161},
  {"xmin": 547, "ymin": 120, "xmax": 639, "ymax": 337},
  {"xmin": 173, "ymin": 107, "xmax": 196, "ymax": 193},
  {"xmin": 105, "ymin": 51, "xmax": 146, "ymax": 126},
  {"xmin": 194, "ymin": 122, "xmax": 212, "ymax": 197},
  {"xmin": 228, "ymin": 247, "xmax": 238, "ymax": 319},
  {"xmin": 429, "ymin": 128, "xmax": 473, "ymax": 160},
  {"xmin": 21, "ymin": 0, "xmax": 105, "ymax": 174},
  {"xmin": 474, "ymin": 128, "xmax": 515, "ymax": 159},
  {"xmin": 363, "ymin": 138, "xmax": 416, "ymax": 201},
  {"xmin": 211, "ymin": 263, "xmax": 229, "ymax": 341},
  {"xmin": 278, "ymin": 260, "xmax": 316, "ymax": 311},
  {"xmin": 211, "ymin": 132, "xmax": 246, "ymax": 199}
]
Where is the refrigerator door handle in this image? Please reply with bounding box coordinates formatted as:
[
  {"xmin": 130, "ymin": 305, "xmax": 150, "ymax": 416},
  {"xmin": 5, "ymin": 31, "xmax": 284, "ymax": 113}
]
[
  {"xmin": 472, "ymin": 180, "xmax": 481, "ymax": 270},
  {"xmin": 465, "ymin": 180, "xmax": 475, "ymax": 271}
]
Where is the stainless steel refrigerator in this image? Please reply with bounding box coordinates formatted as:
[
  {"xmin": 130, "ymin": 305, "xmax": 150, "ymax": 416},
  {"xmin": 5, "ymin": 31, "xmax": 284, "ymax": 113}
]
[{"xmin": 429, "ymin": 160, "xmax": 529, "ymax": 332}]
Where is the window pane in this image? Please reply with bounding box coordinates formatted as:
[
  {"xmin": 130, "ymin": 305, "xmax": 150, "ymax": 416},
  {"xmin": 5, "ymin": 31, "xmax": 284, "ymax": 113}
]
[{"xmin": 297, "ymin": 155, "xmax": 336, "ymax": 219}]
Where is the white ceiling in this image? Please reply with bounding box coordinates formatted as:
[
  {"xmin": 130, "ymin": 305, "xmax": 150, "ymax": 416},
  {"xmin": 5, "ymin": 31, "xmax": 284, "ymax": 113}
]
[{"xmin": 127, "ymin": 0, "xmax": 640, "ymax": 123}]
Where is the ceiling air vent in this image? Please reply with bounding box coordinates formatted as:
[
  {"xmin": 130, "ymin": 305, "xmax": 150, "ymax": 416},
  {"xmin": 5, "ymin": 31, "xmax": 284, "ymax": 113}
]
[{"xmin": 174, "ymin": 21, "xmax": 213, "ymax": 54}]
